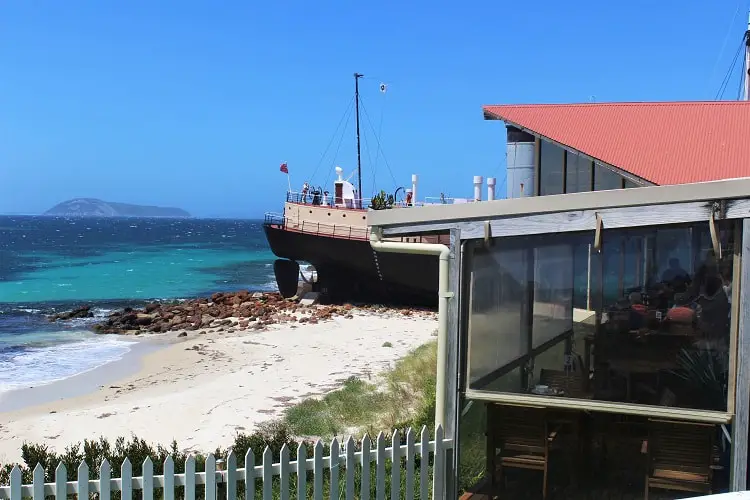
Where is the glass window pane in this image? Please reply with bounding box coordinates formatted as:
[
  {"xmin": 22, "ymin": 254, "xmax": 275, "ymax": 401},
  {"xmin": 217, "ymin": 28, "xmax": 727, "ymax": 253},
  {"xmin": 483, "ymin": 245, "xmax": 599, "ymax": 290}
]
[
  {"xmin": 539, "ymin": 141, "xmax": 564, "ymax": 195},
  {"xmin": 468, "ymin": 246, "xmax": 528, "ymax": 388},
  {"xmin": 624, "ymin": 179, "xmax": 639, "ymax": 188},
  {"xmin": 565, "ymin": 152, "xmax": 592, "ymax": 193},
  {"xmin": 466, "ymin": 221, "xmax": 737, "ymax": 412},
  {"xmin": 594, "ymin": 164, "xmax": 623, "ymax": 191},
  {"xmin": 533, "ymin": 244, "xmax": 574, "ymax": 347}
]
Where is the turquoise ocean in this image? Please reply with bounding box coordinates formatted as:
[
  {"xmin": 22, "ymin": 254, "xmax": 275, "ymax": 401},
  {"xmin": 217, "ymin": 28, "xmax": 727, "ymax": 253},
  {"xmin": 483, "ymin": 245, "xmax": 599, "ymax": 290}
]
[{"xmin": 0, "ymin": 216, "xmax": 277, "ymax": 394}]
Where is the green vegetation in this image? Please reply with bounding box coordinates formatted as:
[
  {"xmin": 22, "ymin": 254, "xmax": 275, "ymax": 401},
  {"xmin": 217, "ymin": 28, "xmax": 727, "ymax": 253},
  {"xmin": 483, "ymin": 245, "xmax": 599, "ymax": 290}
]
[
  {"xmin": 0, "ymin": 422, "xmax": 434, "ymax": 499},
  {"xmin": 284, "ymin": 342, "xmax": 437, "ymax": 438}
]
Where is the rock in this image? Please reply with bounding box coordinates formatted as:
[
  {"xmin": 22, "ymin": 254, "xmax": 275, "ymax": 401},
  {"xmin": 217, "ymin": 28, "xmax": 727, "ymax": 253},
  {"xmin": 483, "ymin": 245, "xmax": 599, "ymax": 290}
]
[
  {"xmin": 48, "ymin": 306, "xmax": 93, "ymax": 322},
  {"xmin": 88, "ymin": 290, "xmax": 414, "ymax": 336},
  {"xmin": 144, "ymin": 303, "xmax": 160, "ymax": 313},
  {"xmin": 177, "ymin": 332, "xmax": 187, "ymax": 337}
]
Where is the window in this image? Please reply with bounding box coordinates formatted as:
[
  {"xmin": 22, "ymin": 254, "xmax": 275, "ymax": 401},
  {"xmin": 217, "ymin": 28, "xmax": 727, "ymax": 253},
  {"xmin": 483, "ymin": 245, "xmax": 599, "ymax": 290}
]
[
  {"xmin": 466, "ymin": 221, "xmax": 737, "ymax": 413},
  {"xmin": 624, "ymin": 179, "xmax": 640, "ymax": 188},
  {"xmin": 594, "ymin": 163, "xmax": 623, "ymax": 191},
  {"xmin": 565, "ymin": 152, "xmax": 592, "ymax": 193},
  {"xmin": 539, "ymin": 140, "xmax": 564, "ymax": 195}
]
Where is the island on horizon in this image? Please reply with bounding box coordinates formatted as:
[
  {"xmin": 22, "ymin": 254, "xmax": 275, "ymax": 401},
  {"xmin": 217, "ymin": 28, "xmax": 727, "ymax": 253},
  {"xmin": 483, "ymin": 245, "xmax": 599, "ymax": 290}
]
[{"xmin": 44, "ymin": 198, "xmax": 191, "ymax": 218}]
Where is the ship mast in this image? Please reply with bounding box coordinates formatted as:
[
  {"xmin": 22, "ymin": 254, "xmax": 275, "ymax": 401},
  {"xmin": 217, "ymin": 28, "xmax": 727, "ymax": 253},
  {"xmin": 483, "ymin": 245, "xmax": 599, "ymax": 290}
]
[
  {"xmin": 354, "ymin": 73, "xmax": 364, "ymax": 208},
  {"xmin": 745, "ymin": 11, "xmax": 750, "ymax": 101}
]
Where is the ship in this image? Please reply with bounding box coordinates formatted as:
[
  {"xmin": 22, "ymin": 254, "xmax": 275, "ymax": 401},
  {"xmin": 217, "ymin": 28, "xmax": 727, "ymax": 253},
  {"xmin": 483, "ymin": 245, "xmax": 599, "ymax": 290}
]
[{"xmin": 263, "ymin": 73, "xmax": 497, "ymax": 306}]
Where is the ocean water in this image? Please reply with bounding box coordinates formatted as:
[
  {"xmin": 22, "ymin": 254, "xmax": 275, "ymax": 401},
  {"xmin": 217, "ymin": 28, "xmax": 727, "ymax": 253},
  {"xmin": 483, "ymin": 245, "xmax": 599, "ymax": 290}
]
[{"xmin": 0, "ymin": 216, "xmax": 277, "ymax": 394}]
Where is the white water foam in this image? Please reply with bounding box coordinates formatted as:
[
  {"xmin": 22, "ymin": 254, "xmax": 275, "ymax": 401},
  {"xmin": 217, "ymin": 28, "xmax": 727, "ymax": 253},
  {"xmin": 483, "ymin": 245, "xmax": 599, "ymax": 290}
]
[{"xmin": 0, "ymin": 332, "xmax": 135, "ymax": 393}]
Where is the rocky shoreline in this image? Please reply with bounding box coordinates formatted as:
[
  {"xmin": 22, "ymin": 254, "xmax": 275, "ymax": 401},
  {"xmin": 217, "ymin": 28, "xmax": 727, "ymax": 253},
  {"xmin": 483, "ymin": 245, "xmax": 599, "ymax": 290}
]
[{"xmin": 48, "ymin": 291, "xmax": 436, "ymax": 335}]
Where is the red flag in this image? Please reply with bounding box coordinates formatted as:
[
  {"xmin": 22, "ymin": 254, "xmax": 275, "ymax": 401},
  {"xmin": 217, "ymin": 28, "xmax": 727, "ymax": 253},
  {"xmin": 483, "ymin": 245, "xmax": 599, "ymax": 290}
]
[{"xmin": 279, "ymin": 162, "xmax": 288, "ymax": 174}]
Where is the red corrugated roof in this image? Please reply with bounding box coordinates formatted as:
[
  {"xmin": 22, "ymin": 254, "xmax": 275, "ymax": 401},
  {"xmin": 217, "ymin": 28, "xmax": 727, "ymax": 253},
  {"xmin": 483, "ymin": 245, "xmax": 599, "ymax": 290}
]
[{"xmin": 483, "ymin": 101, "xmax": 750, "ymax": 186}]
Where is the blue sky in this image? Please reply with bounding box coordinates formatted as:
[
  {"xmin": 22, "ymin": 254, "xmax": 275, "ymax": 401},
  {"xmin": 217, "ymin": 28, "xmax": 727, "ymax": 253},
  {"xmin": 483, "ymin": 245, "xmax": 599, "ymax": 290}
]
[{"xmin": 1, "ymin": 0, "xmax": 748, "ymax": 217}]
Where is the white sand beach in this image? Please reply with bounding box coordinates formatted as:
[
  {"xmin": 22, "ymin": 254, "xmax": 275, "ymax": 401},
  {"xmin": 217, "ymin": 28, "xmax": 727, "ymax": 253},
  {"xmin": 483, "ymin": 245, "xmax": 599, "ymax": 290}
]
[{"xmin": 0, "ymin": 311, "xmax": 437, "ymax": 464}]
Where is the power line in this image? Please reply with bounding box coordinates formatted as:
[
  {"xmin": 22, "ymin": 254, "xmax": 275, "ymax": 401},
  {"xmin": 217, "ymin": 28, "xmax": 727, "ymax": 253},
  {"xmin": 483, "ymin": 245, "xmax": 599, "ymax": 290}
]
[
  {"xmin": 358, "ymin": 96, "xmax": 399, "ymax": 188},
  {"xmin": 310, "ymin": 96, "xmax": 355, "ymax": 183}
]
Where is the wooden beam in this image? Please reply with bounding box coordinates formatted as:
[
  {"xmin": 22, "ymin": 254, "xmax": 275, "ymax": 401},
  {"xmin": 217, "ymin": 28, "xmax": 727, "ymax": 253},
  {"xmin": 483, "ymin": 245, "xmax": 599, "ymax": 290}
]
[
  {"xmin": 730, "ymin": 218, "xmax": 750, "ymax": 491},
  {"xmin": 444, "ymin": 228, "xmax": 461, "ymax": 500},
  {"xmin": 381, "ymin": 223, "xmax": 458, "ymax": 236},
  {"xmin": 457, "ymin": 199, "xmax": 750, "ymax": 240},
  {"xmin": 464, "ymin": 389, "xmax": 732, "ymax": 424}
]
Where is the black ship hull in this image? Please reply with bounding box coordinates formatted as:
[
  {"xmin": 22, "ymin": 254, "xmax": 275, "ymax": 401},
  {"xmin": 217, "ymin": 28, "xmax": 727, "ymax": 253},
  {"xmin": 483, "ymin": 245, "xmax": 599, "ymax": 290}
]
[{"xmin": 263, "ymin": 224, "xmax": 440, "ymax": 307}]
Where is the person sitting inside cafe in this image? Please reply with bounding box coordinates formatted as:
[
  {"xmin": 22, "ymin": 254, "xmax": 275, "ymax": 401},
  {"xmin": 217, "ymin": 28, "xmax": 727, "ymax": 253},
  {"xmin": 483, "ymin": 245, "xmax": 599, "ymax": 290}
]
[
  {"xmin": 695, "ymin": 275, "xmax": 731, "ymax": 344},
  {"xmin": 661, "ymin": 257, "xmax": 691, "ymax": 293},
  {"xmin": 666, "ymin": 292, "xmax": 696, "ymax": 324}
]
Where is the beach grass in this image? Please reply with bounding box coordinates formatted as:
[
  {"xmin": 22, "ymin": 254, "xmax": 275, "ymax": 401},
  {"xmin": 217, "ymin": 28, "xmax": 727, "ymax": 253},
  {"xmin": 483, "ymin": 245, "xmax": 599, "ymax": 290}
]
[{"xmin": 284, "ymin": 341, "xmax": 438, "ymax": 438}]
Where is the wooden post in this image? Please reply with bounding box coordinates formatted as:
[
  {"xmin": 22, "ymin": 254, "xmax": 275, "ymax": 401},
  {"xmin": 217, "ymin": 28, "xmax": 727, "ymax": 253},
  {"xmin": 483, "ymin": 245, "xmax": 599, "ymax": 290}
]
[
  {"xmin": 731, "ymin": 218, "xmax": 750, "ymax": 491},
  {"xmin": 444, "ymin": 228, "xmax": 461, "ymax": 499}
]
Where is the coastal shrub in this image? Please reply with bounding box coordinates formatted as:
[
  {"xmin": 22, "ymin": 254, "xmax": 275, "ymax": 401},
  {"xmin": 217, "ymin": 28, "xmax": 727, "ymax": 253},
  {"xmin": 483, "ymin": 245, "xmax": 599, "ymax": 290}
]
[
  {"xmin": 0, "ymin": 424, "xmax": 438, "ymax": 499},
  {"xmin": 0, "ymin": 423, "xmax": 298, "ymax": 489}
]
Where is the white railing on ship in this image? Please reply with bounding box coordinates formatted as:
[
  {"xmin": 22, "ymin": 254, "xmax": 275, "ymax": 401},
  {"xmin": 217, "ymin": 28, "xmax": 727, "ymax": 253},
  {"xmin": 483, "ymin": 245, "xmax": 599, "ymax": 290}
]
[
  {"xmin": 0, "ymin": 426, "xmax": 452, "ymax": 500},
  {"xmin": 286, "ymin": 191, "xmax": 372, "ymax": 209},
  {"xmin": 264, "ymin": 214, "xmax": 370, "ymax": 240}
]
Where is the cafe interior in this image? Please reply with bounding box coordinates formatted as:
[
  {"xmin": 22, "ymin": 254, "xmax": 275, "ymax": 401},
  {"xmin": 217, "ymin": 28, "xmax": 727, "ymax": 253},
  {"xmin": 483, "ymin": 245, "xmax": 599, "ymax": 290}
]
[{"xmin": 459, "ymin": 218, "xmax": 739, "ymax": 499}]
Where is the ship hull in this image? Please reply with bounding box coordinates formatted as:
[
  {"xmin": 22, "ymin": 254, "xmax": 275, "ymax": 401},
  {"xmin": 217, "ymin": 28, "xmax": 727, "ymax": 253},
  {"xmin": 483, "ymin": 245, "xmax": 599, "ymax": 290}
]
[{"xmin": 263, "ymin": 224, "xmax": 439, "ymax": 307}]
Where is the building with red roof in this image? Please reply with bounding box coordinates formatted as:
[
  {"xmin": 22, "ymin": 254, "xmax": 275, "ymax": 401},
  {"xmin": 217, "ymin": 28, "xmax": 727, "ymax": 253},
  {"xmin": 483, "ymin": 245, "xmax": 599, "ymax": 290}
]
[{"xmin": 483, "ymin": 101, "xmax": 750, "ymax": 197}]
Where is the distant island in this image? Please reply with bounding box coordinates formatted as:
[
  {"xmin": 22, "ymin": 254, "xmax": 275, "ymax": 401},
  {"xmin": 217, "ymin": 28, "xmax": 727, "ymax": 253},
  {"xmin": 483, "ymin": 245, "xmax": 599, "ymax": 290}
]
[{"xmin": 44, "ymin": 198, "xmax": 191, "ymax": 218}]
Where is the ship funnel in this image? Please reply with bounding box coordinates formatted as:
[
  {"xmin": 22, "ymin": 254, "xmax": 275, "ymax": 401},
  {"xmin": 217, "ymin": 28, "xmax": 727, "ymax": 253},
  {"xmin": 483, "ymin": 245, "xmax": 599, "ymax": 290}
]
[
  {"xmin": 506, "ymin": 126, "xmax": 535, "ymax": 198},
  {"xmin": 473, "ymin": 176, "xmax": 483, "ymax": 202},
  {"xmin": 487, "ymin": 177, "xmax": 496, "ymax": 201},
  {"xmin": 335, "ymin": 166, "xmax": 344, "ymax": 181},
  {"xmin": 411, "ymin": 174, "xmax": 418, "ymax": 205}
]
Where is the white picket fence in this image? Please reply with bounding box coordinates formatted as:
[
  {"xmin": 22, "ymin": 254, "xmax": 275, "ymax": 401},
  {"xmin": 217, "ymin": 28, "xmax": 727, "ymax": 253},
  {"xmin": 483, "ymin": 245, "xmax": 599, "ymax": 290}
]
[{"xmin": 0, "ymin": 426, "xmax": 453, "ymax": 500}]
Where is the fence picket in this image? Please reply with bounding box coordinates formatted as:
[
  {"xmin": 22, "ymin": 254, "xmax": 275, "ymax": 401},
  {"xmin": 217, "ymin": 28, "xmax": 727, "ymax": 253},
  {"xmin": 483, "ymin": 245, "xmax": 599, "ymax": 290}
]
[
  {"xmin": 432, "ymin": 425, "xmax": 445, "ymax": 500},
  {"xmin": 360, "ymin": 435, "xmax": 371, "ymax": 500},
  {"xmin": 121, "ymin": 458, "xmax": 133, "ymax": 500},
  {"xmin": 54, "ymin": 463, "xmax": 66, "ymax": 500},
  {"xmin": 329, "ymin": 438, "xmax": 339, "ymax": 500},
  {"xmin": 391, "ymin": 429, "xmax": 400, "ymax": 500},
  {"xmin": 142, "ymin": 457, "xmax": 154, "ymax": 500},
  {"xmin": 345, "ymin": 436, "xmax": 355, "ymax": 500},
  {"xmin": 244, "ymin": 449, "xmax": 255, "ymax": 500},
  {"xmin": 77, "ymin": 461, "xmax": 89, "ymax": 500},
  {"xmin": 313, "ymin": 441, "xmax": 323, "ymax": 500},
  {"xmin": 206, "ymin": 454, "xmax": 217, "ymax": 500},
  {"xmin": 226, "ymin": 449, "xmax": 237, "ymax": 500},
  {"xmin": 419, "ymin": 426, "xmax": 429, "ymax": 499},
  {"xmin": 32, "ymin": 464, "xmax": 43, "ymax": 500},
  {"xmin": 376, "ymin": 432, "xmax": 385, "ymax": 500},
  {"xmin": 279, "ymin": 444, "xmax": 290, "ymax": 500},
  {"xmin": 99, "ymin": 459, "xmax": 111, "ymax": 500},
  {"xmin": 0, "ymin": 429, "xmax": 452, "ymax": 500},
  {"xmin": 9, "ymin": 466, "xmax": 21, "ymax": 500},
  {"xmin": 405, "ymin": 427, "xmax": 415, "ymax": 500},
  {"xmin": 296, "ymin": 443, "xmax": 307, "ymax": 500},
  {"xmin": 262, "ymin": 447, "xmax": 273, "ymax": 500},
  {"xmin": 163, "ymin": 456, "xmax": 175, "ymax": 500},
  {"xmin": 185, "ymin": 454, "xmax": 196, "ymax": 500}
]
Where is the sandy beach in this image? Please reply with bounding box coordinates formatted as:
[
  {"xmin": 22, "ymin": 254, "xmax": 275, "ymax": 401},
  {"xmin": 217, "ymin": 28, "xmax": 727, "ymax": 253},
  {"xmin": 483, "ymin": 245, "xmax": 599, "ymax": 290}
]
[{"xmin": 0, "ymin": 310, "xmax": 437, "ymax": 464}]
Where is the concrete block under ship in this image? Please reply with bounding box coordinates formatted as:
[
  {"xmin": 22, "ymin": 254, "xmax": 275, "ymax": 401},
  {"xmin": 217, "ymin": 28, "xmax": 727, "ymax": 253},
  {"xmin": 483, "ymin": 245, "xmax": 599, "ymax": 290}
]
[{"xmin": 264, "ymin": 167, "xmax": 501, "ymax": 307}]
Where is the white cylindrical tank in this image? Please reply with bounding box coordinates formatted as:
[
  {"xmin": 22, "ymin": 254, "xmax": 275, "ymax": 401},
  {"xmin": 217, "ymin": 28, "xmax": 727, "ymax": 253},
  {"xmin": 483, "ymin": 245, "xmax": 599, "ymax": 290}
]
[
  {"xmin": 487, "ymin": 177, "xmax": 496, "ymax": 201},
  {"xmin": 473, "ymin": 176, "xmax": 483, "ymax": 202},
  {"xmin": 506, "ymin": 126, "xmax": 535, "ymax": 198},
  {"xmin": 411, "ymin": 174, "xmax": 418, "ymax": 205}
]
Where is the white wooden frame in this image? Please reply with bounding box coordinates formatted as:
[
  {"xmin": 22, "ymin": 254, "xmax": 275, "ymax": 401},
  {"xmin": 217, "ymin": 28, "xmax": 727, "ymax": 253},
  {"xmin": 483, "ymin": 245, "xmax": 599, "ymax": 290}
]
[{"xmin": 452, "ymin": 202, "xmax": 743, "ymax": 423}]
